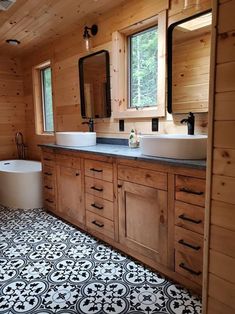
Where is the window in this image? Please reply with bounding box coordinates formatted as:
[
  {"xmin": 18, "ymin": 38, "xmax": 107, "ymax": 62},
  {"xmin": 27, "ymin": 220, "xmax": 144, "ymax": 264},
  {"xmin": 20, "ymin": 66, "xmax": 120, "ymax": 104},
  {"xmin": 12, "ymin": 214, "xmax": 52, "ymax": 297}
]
[
  {"xmin": 129, "ymin": 26, "xmax": 158, "ymax": 108},
  {"xmin": 112, "ymin": 10, "xmax": 166, "ymax": 118},
  {"xmin": 40, "ymin": 67, "xmax": 54, "ymax": 132},
  {"xmin": 33, "ymin": 61, "xmax": 54, "ymax": 135}
]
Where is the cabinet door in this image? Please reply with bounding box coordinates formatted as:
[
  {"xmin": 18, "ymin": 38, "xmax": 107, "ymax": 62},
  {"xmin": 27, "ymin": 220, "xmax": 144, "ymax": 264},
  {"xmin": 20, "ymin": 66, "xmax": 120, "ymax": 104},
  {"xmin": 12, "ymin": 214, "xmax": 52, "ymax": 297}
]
[
  {"xmin": 118, "ymin": 180, "xmax": 168, "ymax": 265},
  {"xmin": 57, "ymin": 166, "xmax": 84, "ymax": 226}
]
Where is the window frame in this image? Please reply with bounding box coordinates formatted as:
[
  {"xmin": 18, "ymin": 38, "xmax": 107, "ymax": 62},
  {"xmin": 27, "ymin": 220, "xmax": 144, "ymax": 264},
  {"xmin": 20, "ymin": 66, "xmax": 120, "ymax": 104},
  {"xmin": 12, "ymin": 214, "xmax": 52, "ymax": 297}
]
[
  {"xmin": 40, "ymin": 66, "xmax": 54, "ymax": 133},
  {"xmin": 32, "ymin": 61, "xmax": 55, "ymax": 135},
  {"xmin": 111, "ymin": 11, "xmax": 167, "ymax": 119},
  {"xmin": 128, "ymin": 25, "xmax": 158, "ymax": 109}
]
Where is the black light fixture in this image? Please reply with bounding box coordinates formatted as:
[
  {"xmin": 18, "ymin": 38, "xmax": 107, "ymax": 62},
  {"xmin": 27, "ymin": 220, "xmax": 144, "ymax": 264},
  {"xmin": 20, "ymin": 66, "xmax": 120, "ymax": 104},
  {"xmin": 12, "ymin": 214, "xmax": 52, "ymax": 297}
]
[
  {"xmin": 83, "ymin": 24, "xmax": 98, "ymax": 51},
  {"xmin": 6, "ymin": 39, "xmax": 20, "ymax": 46}
]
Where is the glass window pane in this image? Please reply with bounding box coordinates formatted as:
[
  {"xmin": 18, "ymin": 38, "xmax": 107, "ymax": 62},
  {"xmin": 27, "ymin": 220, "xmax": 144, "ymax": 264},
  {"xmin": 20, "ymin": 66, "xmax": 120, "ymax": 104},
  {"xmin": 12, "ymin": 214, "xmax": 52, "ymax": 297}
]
[
  {"xmin": 41, "ymin": 67, "xmax": 54, "ymax": 132},
  {"xmin": 129, "ymin": 26, "xmax": 158, "ymax": 108}
]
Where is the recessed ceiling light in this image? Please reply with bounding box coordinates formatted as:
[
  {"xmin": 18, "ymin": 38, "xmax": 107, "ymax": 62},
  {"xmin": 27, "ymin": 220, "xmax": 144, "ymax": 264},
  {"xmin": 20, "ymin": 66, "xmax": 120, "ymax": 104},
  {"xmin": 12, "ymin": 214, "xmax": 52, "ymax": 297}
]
[{"xmin": 6, "ymin": 39, "xmax": 20, "ymax": 45}]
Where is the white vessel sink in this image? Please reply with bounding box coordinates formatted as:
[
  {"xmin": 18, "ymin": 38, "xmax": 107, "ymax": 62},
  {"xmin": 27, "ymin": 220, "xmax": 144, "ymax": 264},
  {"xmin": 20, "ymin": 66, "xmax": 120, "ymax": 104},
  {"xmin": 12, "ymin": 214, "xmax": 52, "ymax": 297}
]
[
  {"xmin": 56, "ymin": 132, "xmax": 96, "ymax": 147},
  {"xmin": 140, "ymin": 134, "xmax": 207, "ymax": 159}
]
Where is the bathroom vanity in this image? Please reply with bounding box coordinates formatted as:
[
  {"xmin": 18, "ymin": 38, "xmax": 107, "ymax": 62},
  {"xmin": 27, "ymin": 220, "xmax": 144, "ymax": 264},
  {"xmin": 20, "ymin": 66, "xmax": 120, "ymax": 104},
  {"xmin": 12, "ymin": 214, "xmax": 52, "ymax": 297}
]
[{"xmin": 40, "ymin": 144, "xmax": 206, "ymax": 295}]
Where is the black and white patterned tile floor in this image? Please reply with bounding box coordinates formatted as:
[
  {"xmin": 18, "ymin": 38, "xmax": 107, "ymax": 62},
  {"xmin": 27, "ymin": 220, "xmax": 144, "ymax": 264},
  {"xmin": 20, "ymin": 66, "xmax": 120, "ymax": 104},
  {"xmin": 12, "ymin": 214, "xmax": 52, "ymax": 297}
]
[{"xmin": 0, "ymin": 206, "xmax": 202, "ymax": 314}]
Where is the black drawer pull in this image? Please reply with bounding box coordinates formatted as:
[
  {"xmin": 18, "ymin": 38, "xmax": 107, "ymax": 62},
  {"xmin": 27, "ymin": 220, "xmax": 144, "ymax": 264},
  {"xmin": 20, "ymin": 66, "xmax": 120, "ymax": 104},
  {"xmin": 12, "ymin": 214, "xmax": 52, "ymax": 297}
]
[
  {"xmin": 44, "ymin": 158, "xmax": 52, "ymax": 161},
  {"xmin": 44, "ymin": 172, "xmax": 52, "ymax": 176},
  {"xmin": 91, "ymin": 203, "xmax": 104, "ymax": 210},
  {"xmin": 179, "ymin": 263, "xmax": 202, "ymax": 276},
  {"xmin": 90, "ymin": 168, "xmax": 103, "ymax": 173},
  {"xmin": 178, "ymin": 239, "xmax": 201, "ymax": 251},
  {"xmin": 178, "ymin": 214, "xmax": 202, "ymax": 224},
  {"xmin": 91, "ymin": 186, "xmax": 103, "ymax": 192},
  {"xmin": 44, "ymin": 185, "xmax": 53, "ymax": 190},
  {"xmin": 45, "ymin": 198, "xmax": 53, "ymax": 204},
  {"xmin": 75, "ymin": 172, "xmax": 79, "ymax": 176},
  {"xmin": 118, "ymin": 184, "xmax": 122, "ymax": 188},
  {"xmin": 179, "ymin": 188, "xmax": 203, "ymax": 196},
  {"xmin": 92, "ymin": 220, "xmax": 104, "ymax": 228}
]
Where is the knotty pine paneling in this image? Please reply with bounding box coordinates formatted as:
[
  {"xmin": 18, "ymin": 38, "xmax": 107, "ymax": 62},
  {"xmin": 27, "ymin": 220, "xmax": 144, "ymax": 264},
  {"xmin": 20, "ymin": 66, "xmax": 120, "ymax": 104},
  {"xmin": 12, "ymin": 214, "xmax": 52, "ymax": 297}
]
[
  {"xmin": 210, "ymin": 200, "xmax": 235, "ymax": 232},
  {"xmin": 0, "ymin": 0, "xmax": 127, "ymax": 56},
  {"xmin": 0, "ymin": 55, "xmax": 25, "ymax": 160},
  {"xmin": 215, "ymin": 91, "xmax": 235, "ymax": 120},
  {"xmin": 208, "ymin": 274, "xmax": 235, "ymax": 310},
  {"xmin": 172, "ymin": 32, "xmax": 211, "ymax": 113},
  {"xmin": 21, "ymin": 0, "xmax": 210, "ymax": 160},
  {"xmin": 207, "ymin": 297, "xmax": 235, "ymax": 314},
  {"xmin": 205, "ymin": 0, "xmax": 235, "ymax": 312},
  {"xmin": 209, "ymin": 250, "xmax": 235, "ymax": 284}
]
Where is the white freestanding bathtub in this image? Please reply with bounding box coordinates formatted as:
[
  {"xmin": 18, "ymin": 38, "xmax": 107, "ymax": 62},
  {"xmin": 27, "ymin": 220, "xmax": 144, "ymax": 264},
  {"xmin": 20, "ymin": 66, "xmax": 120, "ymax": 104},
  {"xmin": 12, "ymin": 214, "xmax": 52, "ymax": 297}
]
[{"xmin": 0, "ymin": 160, "xmax": 43, "ymax": 209}]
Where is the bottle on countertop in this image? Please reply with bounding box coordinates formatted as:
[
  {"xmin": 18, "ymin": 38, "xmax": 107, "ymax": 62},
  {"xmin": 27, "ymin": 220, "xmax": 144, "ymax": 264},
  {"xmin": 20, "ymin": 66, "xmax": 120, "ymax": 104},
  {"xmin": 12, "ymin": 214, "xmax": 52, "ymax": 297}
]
[{"xmin": 129, "ymin": 129, "xmax": 139, "ymax": 148}]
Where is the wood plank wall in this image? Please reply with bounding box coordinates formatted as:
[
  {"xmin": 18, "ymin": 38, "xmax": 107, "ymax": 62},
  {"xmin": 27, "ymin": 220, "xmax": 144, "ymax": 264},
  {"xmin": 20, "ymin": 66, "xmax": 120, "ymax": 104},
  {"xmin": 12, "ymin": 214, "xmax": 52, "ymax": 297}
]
[
  {"xmin": 205, "ymin": 0, "xmax": 235, "ymax": 313},
  {"xmin": 21, "ymin": 0, "xmax": 211, "ymax": 160},
  {"xmin": 173, "ymin": 31, "xmax": 211, "ymax": 113},
  {"xmin": 0, "ymin": 55, "xmax": 25, "ymax": 160}
]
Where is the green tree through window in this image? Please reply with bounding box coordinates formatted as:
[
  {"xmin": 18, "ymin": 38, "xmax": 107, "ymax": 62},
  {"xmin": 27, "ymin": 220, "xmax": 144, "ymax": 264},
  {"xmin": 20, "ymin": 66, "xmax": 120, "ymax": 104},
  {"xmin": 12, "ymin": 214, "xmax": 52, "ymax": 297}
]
[
  {"xmin": 41, "ymin": 67, "xmax": 54, "ymax": 132},
  {"xmin": 129, "ymin": 26, "xmax": 158, "ymax": 108}
]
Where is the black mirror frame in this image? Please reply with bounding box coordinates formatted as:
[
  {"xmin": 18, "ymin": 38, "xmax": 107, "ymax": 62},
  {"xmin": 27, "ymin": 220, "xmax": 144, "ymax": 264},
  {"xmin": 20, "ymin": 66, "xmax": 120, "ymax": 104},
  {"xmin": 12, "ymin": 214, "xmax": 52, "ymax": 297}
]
[
  {"xmin": 78, "ymin": 49, "xmax": 111, "ymax": 119},
  {"xmin": 167, "ymin": 9, "xmax": 212, "ymax": 114}
]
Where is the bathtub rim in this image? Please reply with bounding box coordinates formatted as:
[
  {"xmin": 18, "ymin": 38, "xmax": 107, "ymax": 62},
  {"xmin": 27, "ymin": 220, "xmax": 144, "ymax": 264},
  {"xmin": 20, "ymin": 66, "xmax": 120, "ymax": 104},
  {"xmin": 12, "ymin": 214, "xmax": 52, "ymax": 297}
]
[{"xmin": 0, "ymin": 160, "xmax": 42, "ymax": 174}]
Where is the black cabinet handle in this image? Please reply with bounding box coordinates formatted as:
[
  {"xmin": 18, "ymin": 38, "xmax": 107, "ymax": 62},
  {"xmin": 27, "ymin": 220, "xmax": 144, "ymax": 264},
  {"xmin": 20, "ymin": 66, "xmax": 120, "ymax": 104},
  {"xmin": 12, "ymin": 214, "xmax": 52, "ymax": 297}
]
[
  {"xmin": 44, "ymin": 185, "xmax": 53, "ymax": 190},
  {"xmin": 92, "ymin": 220, "xmax": 104, "ymax": 228},
  {"xmin": 75, "ymin": 172, "xmax": 79, "ymax": 176},
  {"xmin": 178, "ymin": 214, "xmax": 202, "ymax": 224},
  {"xmin": 91, "ymin": 203, "xmax": 104, "ymax": 210},
  {"xmin": 118, "ymin": 184, "xmax": 122, "ymax": 188},
  {"xmin": 179, "ymin": 188, "xmax": 203, "ymax": 196},
  {"xmin": 44, "ymin": 158, "xmax": 52, "ymax": 161},
  {"xmin": 91, "ymin": 186, "xmax": 103, "ymax": 192},
  {"xmin": 45, "ymin": 198, "xmax": 53, "ymax": 203},
  {"xmin": 44, "ymin": 172, "xmax": 52, "ymax": 176},
  {"xmin": 178, "ymin": 239, "xmax": 201, "ymax": 251},
  {"xmin": 90, "ymin": 168, "xmax": 103, "ymax": 173},
  {"xmin": 179, "ymin": 263, "xmax": 202, "ymax": 276}
]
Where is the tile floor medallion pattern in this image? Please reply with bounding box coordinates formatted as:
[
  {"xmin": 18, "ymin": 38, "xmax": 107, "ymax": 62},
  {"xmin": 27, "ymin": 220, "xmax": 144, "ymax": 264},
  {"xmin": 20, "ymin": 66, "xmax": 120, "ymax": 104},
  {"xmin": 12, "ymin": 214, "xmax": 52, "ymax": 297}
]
[{"xmin": 0, "ymin": 205, "xmax": 202, "ymax": 314}]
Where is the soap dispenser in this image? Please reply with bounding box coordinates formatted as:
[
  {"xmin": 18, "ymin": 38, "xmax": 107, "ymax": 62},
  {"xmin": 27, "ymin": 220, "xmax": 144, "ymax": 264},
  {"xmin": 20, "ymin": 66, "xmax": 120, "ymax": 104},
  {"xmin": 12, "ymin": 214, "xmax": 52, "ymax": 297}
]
[{"xmin": 129, "ymin": 129, "xmax": 139, "ymax": 148}]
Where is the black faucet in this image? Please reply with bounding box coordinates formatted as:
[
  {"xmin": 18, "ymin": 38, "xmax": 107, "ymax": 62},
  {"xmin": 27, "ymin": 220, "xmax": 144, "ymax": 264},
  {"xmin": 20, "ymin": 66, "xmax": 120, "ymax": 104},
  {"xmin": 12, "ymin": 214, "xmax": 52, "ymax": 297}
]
[
  {"xmin": 180, "ymin": 112, "xmax": 195, "ymax": 135},
  {"xmin": 82, "ymin": 118, "xmax": 94, "ymax": 132}
]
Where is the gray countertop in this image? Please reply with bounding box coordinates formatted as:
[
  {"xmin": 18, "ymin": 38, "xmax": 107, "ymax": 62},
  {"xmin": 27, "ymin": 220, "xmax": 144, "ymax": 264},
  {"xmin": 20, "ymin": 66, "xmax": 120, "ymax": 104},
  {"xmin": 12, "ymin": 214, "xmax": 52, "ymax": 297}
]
[{"xmin": 39, "ymin": 143, "xmax": 206, "ymax": 169}]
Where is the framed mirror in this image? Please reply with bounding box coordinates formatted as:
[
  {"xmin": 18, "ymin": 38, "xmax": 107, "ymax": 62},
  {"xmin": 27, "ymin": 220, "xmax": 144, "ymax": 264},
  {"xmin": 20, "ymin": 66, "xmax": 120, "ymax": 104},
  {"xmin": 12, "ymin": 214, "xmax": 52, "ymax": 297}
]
[
  {"xmin": 167, "ymin": 10, "xmax": 212, "ymax": 114},
  {"xmin": 79, "ymin": 50, "xmax": 111, "ymax": 118}
]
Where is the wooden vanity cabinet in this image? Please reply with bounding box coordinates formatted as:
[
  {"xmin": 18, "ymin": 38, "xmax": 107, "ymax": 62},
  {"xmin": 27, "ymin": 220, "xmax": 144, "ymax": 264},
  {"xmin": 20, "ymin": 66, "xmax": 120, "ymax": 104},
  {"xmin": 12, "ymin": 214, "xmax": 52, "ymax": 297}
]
[
  {"xmin": 174, "ymin": 174, "xmax": 206, "ymax": 286},
  {"xmin": 56, "ymin": 153, "xmax": 84, "ymax": 227},
  {"xmin": 41, "ymin": 148, "xmax": 57, "ymax": 213},
  {"xmin": 84, "ymin": 158, "xmax": 115, "ymax": 240},
  {"xmin": 40, "ymin": 147, "xmax": 206, "ymax": 294},
  {"xmin": 118, "ymin": 164, "xmax": 168, "ymax": 266}
]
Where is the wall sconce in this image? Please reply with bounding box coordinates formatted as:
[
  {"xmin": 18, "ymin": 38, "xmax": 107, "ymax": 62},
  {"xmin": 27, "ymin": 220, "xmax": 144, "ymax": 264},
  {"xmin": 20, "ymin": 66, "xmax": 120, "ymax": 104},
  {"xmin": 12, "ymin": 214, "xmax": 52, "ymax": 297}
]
[{"xmin": 83, "ymin": 24, "xmax": 98, "ymax": 51}]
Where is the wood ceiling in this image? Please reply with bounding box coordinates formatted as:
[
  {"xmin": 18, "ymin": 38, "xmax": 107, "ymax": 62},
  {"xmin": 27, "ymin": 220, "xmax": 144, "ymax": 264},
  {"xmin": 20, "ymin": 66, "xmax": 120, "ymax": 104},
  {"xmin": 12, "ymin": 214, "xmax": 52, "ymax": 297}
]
[{"xmin": 0, "ymin": 0, "xmax": 126, "ymax": 56}]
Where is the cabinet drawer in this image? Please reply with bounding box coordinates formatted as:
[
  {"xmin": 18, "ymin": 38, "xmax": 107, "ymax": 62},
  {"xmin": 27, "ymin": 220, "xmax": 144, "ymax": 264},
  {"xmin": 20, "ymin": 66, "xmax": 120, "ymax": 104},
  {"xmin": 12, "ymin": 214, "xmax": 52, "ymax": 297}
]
[
  {"xmin": 86, "ymin": 210, "xmax": 114, "ymax": 240},
  {"xmin": 175, "ymin": 201, "xmax": 204, "ymax": 234},
  {"xmin": 43, "ymin": 165, "xmax": 56, "ymax": 178},
  {"xmin": 44, "ymin": 193, "xmax": 56, "ymax": 211},
  {"xmin": 43, "ymin": 176, "xmax": 55, "ymax": 197},
  {"xmin": 42, "ymin": 152, "xmax": 55, "ymax": 167},
  {"xmin": 56, "ymin": 154, "xmax": 81, "ymax": 169},
  {"xmin": 85, "ymin": 160, "xmax": 113, "ymax": 182},
  {"xmin": 175, "ymin": 226, "xmax": 203, "ymax": 260},
  {"xmin": 118, "ymin": 165, "xmax": 167, "ymax": 190},
  {"xmin": 175, "ymin": 250, "xmax": 202, "ymax": 286},
  {"xmin": 175, "ymin": 175, "xmax": 205, "ymax": 207},
  {"xmin": 85, "ymin": 177, "xmax": 113, "ymax": 201},
  {"xmin": 85, "ymin": 193, "xmax": 114, "ymax": 221}
]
